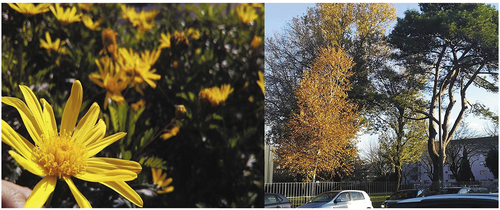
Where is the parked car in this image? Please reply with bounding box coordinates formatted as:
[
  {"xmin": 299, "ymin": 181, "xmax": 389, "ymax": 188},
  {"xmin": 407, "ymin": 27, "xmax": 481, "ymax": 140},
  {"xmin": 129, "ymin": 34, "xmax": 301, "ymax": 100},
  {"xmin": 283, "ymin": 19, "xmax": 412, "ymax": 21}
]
[
  {"xmin": 387, "ymin": 193, "xmax": 499, "ymax": 208},
  {"xmin": 265, "ymin": 193, "xmax": 292, "ymax": 208},
  {"xmin": 297, "ymin": 190, "xmax": 373, "ymax": 208},
  {"xmin": 381, "ymin": 189, "xmax": 431, "ymax": 208}
]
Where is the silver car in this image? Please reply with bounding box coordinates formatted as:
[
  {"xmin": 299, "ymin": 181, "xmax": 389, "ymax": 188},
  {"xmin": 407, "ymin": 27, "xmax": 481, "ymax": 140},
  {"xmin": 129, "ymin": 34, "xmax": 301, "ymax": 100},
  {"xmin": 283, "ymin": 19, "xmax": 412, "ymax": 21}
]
[{"xmin": 297, "ymin": 190, "xmax": 373, "ymax": 208}]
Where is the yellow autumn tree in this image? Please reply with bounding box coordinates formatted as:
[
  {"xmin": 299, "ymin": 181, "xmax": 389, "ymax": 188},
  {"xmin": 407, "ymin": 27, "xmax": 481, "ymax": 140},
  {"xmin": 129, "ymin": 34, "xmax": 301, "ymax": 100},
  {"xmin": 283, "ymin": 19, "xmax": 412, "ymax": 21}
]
[
  {"xmin": 275, "ymin": 46, "xmax": 359, "ymax": 182},
  {"xmin": 312, "ymin": 3, "xmax": 396, "ymax": 48}
]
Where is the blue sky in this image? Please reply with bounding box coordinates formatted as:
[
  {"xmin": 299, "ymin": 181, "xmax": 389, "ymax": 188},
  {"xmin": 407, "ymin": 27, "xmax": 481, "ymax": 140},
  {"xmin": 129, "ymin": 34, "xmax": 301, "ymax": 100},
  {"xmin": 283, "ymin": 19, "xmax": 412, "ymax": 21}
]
[{"xmin": 264, "ymin": 3, "xmax": 499, "ymax": 152}]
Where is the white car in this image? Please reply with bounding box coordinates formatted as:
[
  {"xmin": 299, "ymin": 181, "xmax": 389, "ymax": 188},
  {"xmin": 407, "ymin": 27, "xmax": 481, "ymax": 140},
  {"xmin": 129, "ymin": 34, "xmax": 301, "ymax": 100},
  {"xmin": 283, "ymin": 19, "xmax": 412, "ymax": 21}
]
[{"xmin": 297, "ymin": 190, "xmax": 373, "ymax": 208}]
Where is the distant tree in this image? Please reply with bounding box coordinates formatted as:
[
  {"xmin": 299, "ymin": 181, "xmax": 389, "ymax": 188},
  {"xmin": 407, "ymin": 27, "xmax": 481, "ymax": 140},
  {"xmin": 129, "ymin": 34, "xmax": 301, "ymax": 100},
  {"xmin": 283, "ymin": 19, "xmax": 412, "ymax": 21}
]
[
  {"xmin": 274, "ymin": 46, "xmax": 359, "ymax": 182},
  {"xmin": 389, "ymin": 3, "xmax": 498, "ymax": 190},
  {"xmin": 485, "ymin": 148, "xmax": 498, "ymax": 179},
  {"xmin": 378, "ymin": 112, "xmax": 427, "ymax": 190},
  {"xmin": 457, "ymin": 148, "xmax": 475, "ymax": 182},
  {"xmin": 370, "ymin": 65, "xmax": 428, "ymax": 190},
  {"xmin": 421, "ymin": 145, "xmax": 435, "ymax": 181},
  {"xmin": 361, "ymin": 140, "xmax": 391, "ymax": 180},
  {"xmin": 446, "ymin": 123, "xmax": 481, "ymax": 180}
]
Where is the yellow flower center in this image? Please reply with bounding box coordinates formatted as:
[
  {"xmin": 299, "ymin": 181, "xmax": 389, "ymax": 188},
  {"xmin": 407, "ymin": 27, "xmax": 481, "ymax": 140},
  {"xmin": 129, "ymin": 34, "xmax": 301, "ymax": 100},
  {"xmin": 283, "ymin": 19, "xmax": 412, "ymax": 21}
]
[{"xmin": 33, "ymin": 132, "xmax": 87, "ymax": 178}]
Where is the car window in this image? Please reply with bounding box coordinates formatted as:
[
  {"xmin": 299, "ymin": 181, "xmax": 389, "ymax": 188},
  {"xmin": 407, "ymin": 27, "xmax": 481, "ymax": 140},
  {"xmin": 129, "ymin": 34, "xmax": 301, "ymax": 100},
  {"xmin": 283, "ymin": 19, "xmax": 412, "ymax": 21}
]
[
  {"xmin": 336, "ymin": 193, "xmax": 351, "ymax": 202},
  {"xmin": 458, "ymin": 188, "xmax": 469, "ymax": 194},
  {"xmin": 351, "ymin": 192, "xmax": 365, "ymax": 201},
  {"xmin": 311, "ymin": 192, "xmax": 339, "ymax": 202},
  {"xmin": 265, "ymin": 194, "xmax": 282, "ymax": 205}
]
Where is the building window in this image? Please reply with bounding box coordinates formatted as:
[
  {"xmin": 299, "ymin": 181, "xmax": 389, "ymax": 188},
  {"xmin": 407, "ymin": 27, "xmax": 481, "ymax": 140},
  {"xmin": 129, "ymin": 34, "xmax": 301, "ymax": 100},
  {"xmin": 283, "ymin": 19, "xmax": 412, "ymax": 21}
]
[
  {"xmin": 480, "ymin": 161, "xmax": 485, "ymax": 166},
  {"xmin": 480, "ymin": 170, "xmax": 488, "ymax": 175},
  {"xmin": 449, "ymin": 174, "xmax": 455, "ymax": 180}
]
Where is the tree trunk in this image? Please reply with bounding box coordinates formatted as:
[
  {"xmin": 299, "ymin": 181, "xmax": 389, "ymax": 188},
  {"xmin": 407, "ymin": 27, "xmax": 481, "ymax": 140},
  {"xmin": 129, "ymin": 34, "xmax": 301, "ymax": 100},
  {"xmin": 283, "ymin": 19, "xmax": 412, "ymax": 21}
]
[{"xmin": 396, "ymin": 166, "xmax": 401, "ymax": 191}]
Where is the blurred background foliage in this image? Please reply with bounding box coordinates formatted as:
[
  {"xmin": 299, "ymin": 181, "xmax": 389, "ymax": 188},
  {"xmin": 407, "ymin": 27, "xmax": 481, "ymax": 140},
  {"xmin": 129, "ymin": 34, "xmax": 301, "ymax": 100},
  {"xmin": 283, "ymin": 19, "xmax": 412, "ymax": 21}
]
[{"xmin": 2, "ymin": 3, "xmax": 264, "ymax": 207}]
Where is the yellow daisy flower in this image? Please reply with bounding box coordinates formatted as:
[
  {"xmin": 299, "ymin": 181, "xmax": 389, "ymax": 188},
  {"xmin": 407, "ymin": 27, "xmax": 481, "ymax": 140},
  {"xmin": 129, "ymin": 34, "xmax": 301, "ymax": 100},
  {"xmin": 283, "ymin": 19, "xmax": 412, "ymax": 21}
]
[
  {"xmin": 171, "ymin": 31, "xmax": 189, "ymax": 49},
  {"xmin": 82, "ymin": 15, "xmax": 102, "ymax": 31},
  {"xmin": 151, "ymin": 168, "xmax": 174, "ymax": 194},
  {"xmin": 117, "ymin": 48, "xmax": 161, "ymax": 90},
  {"xmin": 121, "ymin": 5, "xmax": 158, "ymax": 34},
  {"xmin": 198, "ymin": 84, "xmax": 234, "ymax": 107},
  {"xmin": 134, "ymin": 10, "xmax": 158, "ymax": 34},
  {"xmin": 131, "ymin": 99, "xmax": 146, "ymax": 112},
  {"xmin": 245, "ymin": 3, "xmax": 263, "ymax": 8},
  {"xmin": 159, "ymin": 32, "xmax": 171, "ymax": 49},
  {"xmin": 1, "ymin": 80, "xmax": 143, "ymax": 208},
  {"xmin": 140, "ymin": 48, "xmax": 162, "ymax": 68},
  {"xmin": 8, "ymin": 3, "xmax": 50, "ymax": 17},
  {"xmin": 50, "ymin": 3, "xmax": 82, "ymax": 26},
  {"xmin": 100, "ymin": 28, "xmax": 119, "ymax": 60},
  {"xmin": 160, "ymin": 126, "xmax": 180, "ymax": 141},
  {"xmin": 89, "ymin": 57, "xmax": 129, "ymax": 109},
  {"xmin": 257, "ymin": 71, "xmax": 264, "ymax": 95},
  {"xmin": 78, "ymin": 3, "xmax": 94, "ymax": 11},
  {"xmin": 186, "ymin": 28, "xmax": 201, "ymax": 40},
  {"xmin": 251, "ymin": 36, "xmax": 262, "ymax": 48},
  {"xmin": 236, "ymin": 4, "xmax": 258, "ymax": 25},
  {"xmin": 39, "ymin": 31, "xmax": 66, "ymax": 56}
]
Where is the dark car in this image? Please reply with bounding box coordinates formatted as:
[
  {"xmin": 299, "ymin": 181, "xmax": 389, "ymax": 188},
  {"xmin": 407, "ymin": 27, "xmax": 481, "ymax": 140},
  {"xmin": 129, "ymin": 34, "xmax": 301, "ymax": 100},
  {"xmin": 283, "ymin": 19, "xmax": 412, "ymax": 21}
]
[
  {"xmin": 265, "ymin": 193, "xmax": 292, "ymax": 208},
  {"xmin": 381, "ymin": 189, "xmax": 430, "ymax": 208},
  {"xmin": 387, "ymin": 193, "xmax": 499, "ymax": 208}
]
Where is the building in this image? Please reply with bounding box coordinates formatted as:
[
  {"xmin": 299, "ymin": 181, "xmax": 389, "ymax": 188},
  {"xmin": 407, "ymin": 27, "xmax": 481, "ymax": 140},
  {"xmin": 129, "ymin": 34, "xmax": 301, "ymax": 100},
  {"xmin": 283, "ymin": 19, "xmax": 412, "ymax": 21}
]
[{"xmin": 402, "ymin": 136, "xmax": 498, "ymax": 187}]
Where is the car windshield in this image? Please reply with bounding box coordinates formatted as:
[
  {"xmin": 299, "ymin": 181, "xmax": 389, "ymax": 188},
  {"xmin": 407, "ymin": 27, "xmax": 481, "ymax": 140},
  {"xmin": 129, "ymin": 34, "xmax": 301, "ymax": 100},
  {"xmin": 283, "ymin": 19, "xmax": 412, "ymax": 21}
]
[
  {"xmin": 310, "ymin": 192, "xmax": 339, "ymax": 202},
  {"xmin": 389, "ymin": 191, "xmax": 417, "ymax": 200}
]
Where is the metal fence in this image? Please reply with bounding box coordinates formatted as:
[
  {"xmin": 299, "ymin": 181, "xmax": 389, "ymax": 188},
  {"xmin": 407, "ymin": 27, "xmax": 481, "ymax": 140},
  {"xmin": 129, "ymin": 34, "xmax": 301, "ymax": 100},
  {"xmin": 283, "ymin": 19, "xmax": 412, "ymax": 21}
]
[{"xmin": 264, "ymin": 181, "xmax": 416, "ymax": 207}]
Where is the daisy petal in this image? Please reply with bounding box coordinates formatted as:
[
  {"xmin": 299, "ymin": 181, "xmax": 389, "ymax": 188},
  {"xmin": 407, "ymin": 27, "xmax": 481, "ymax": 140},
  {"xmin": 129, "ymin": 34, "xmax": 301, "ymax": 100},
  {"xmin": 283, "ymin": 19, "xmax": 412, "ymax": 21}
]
[
  {"xmin": 19, "ymin": 85, "xmax": 46, "ymax": 132},
  {"xmin": 2, "ymin": 120, "xmax": 34, "ymax": 159},
  {"xmin": 152, "ymin": 168, "xmax": 159, "ymax": 183},
  {"xmin": 40, "ymin": 98, "xmax": 58, "ymax": 137},
  {"xmin": 79, "ymin": 119, "xmax": 105, "ymax": 148},
  {"xmin": 87, "ymin": 158, "xmax": 142, "ymax": 174},
  {"xmin": 100, "ymin": 181, "xmax": 144, "ymax": 207},
  {"xmin": 161, "ymin": 177, "xmax": 173, "ymax": 189},
  {"xmin": 75, "ymin": 168, "xmax": 137, "ymax": 182},
  {"xmin": 63, "ymin": 176, "xmax": 92, "ymax": 208},
  {"xmin": 24, "ymin": 176, "xmax": 57, "ymax": 208},
  {"xmin": 2, "ymin": 97, "xmax": 42, "ymax": 144},
  {"xmin": 86, "ymin": 132, "xmax": 126, "ymax": 157},
  {"xmin": 60, "ymin": 80, "xmax": 83, "ymax": 134},
  {"xmin": 9, "ymin": 151, "xmax": 46, "ymax": 177},
  {"xmin": 73, "ymin": 102, "xmax": 100, "ymax": 141},
  {"xmin": 157, "ymin": 186, "xmax": 174, "ymax": 194},
  {"xmin": 158, "ymin": 173, "xmax": 167, "ymax": 185}
]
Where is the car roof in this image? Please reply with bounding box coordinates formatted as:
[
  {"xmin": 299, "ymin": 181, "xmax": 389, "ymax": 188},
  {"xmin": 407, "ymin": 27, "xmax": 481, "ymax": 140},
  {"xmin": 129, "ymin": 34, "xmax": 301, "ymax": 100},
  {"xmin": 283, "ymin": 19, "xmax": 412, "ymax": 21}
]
[
  {"xmin": 320, "ymin": 190, "xmax": 367, "ymax": 193},
  {"xmin": 398, "ymin": 193, "xmax": 499, "ymax": 204}
]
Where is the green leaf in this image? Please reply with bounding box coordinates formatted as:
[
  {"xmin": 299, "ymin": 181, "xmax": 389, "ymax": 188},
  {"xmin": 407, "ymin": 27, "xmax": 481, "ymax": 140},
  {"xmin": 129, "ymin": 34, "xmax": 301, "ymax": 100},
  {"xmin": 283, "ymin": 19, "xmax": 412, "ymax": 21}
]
[{"xmin": 108, "ymin": 103, "xmax": 120, "ymax": 132}]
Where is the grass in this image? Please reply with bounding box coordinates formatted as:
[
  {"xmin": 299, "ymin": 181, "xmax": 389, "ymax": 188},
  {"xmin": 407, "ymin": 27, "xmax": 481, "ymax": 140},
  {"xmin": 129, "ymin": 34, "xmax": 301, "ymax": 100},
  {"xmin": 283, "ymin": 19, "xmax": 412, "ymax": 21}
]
[{"xmin": 370, "ymin": 194, "xmax": 390, "ymax": 208}]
